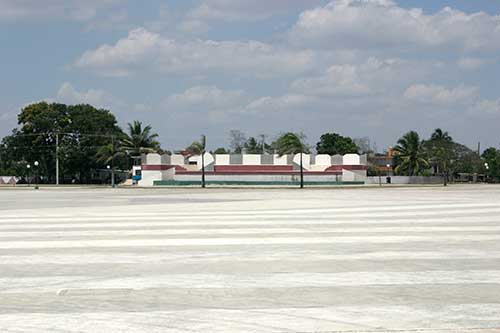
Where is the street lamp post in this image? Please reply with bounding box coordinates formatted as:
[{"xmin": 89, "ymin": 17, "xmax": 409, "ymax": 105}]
[
  {"xmin": 485, "ymin": 162, "xmax": 489, "ymax": 183},
  {"xmin": 34, "ymin": 161, "xmax": 39, "ymax": 190},
  {"xmin": 26, "ymin": 164, "xmax": 31, "ymax": 187},
  {"xmin": 106, "ymin": 165, "xmax": 111, "ymax": 187},
  {"xmin": 386, "ymin": 164, "xmax": 391, "ymax": 184}
]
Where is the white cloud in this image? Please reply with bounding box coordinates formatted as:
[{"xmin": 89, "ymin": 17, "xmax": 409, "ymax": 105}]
[
  {"xmin": 243, "ymin": 94, "xmax": 313, "ymax": 114},
  {"xmin": 403, "ymin": 84, "xmax": 479, "ymax": 106},
  {"xmin": 83, "ymin": 9, "xmax": 129, "ymax": 32},
  {"xmin": 55, "ymin": 82, "xmax": 120, "ymax": 109},
  {"xmin": 0, "ymin": 0, "xmax": 123, "ymax": 22},
  {"xmin": 291, "ymin": 64, "xmax": 370, "ymax": 97},
  {"xmin": 470, "ymin": 99, "xmax": 500, "ymax": 115},
  {"xmin": 290, "ymin": 0, "xmax": 500, "ymax": 52},
  {"xmin": 187, "ymin": 0, "xmax": 326, "ymax": 22},
  {"xmin": 75, "ymin": 28, "xmax": 317, "ymax": 77},
  {"xmin": 178, "ymin": 19, "xmax": 210, "ymax": 35},
  {"xmin": 165, "ymin": 86, "xmax": 246, "ymax": 110},
  {"xmin": 290, "ymin": 57, "xmax": 434, "ymax": 98},
  {"xmin": 74, "ymin": 28, "xmax": 161, "ymax": 77},
  {"xmin": 457, "ymin": 57, "xmax": 486, "ymax": 71}
]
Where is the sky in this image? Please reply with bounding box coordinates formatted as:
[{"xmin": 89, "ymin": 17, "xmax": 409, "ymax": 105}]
[{"xmin": 1, "ymin": 0, "xmax": 500, "ymax": 152}]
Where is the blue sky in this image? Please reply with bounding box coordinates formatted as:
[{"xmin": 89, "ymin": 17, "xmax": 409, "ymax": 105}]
[{"xmin": 1, "ymin": 0, "xmax": 500, "ymax": 152}]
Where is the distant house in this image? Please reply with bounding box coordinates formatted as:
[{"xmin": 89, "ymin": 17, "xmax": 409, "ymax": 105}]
[{"xmin": 371, "ymin": 148, "xmax": 396, "ymax": 174}]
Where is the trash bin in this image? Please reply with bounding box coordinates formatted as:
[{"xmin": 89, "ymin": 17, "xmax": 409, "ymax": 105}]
[{"xmin": 386, "ymin": 176, "xmax": 392, "ymax": 184}]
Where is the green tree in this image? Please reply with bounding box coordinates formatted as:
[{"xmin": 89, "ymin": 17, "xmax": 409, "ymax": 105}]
[
  {"xmin": 121, "ymin": 121, "xmax": 160, "ymax": 165},
  {"xmin": 425, "ymin": 129, "xmax": 454, "ymax": 185},
  {"xmin": 244, "ymin": 135, "xmax": 272, "ymax": 154},
  {"xmin": 186, "ymin": 135, "xmax": 207, "ymax": 188},
  {"xmin": 63, "ymin": 104, "xmax": 124, "ymax": 183},
  {"xmin": 482, "ymin": 148, "xmax": 500, "ymax": 182},
  {"xmin": 394, "ymin": 131, "xmax": 429, "ymax": 176},
  {"xmin": 453, "ymin": 149, "xmax": 483, "ymax": 175},
  {"xmin": 316, "ymin": 133, "xmax": 359, "ymax": 155},
  {"xmin": 1, "ymin": 102, "xmax": 125, "ymax": 184},
  {"xmin": 353, "ymin": 137, "xmax": 374, "ymax": 154},
  {"xmin": 9, "ymin": 102, "xmax": 70, "ymax": 183},
  {"xmin": 229, "ymin": 130, "xmax": 246, "ymax": 153},
  {"xmin": 273, "ymin": 132, "xmax": 310, "ymax": 188},
  {"xmin": 212, "ymin": 147, "xmax": 229, "ymax": 154}
]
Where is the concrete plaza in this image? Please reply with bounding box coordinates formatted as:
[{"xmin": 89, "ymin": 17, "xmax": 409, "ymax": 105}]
[{"xmin": 1, "ymin": 185, "xmax": 500, "ymax": 332}]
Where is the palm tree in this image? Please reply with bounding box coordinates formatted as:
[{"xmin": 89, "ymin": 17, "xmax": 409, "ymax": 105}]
[
  {"xmin": 186, "ymin": 135, "xmax": 207, "ymax": 188},
  {"xmin": 430, "ymin": 128, "xmax": 453, "ymax": 143},
  {"xmin": 96, "ymin": 141, "xmax": 127, "ymax": 187},
  {"xmin": 394, "ymin": 131, "xmax": 429, "ymax": 176},
  {"xmin": 122, "ymin": 121, "xmax": 160, "ymax": 165},
  {"xmin": 273, "ymin": 132, "xmax": 309, "ymax": 188},
  {"xmin": 428, "ymin": 128, "xmax": 454, "ymax": 186}
]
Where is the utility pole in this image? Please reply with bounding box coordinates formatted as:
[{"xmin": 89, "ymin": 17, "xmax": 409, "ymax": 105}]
[
  {"xmin": 201, "ymin": 135, "xmax": 206, "ymax": 188},
  {"xmin": 111, "ymin": 135, "xmax": 115, "ymax": 188},
  {"xmin": 299, "ymin": 150, "xmax": 304, "ymax": 189},
  {"xmin": 478, "ymin": 142, "xmax": 481, "ymax": 156},
  {"xmin": 55, "ymin": 133, "xmax": 59, "ymax": 186}
]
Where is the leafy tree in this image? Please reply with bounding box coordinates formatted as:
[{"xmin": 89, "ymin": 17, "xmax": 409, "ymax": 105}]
[
  {"xmin": 1, "ymin": 102, "xmax": 125, "ymax": 184},
  {"xmin": 186, "ymin": 135, "xmax": 207, "ymax": 188},
  {"xmin": 430, "ymin": 128, "xmax": 453, "ymax": 143},
  {"xmin": 273, "ymin": 132, "xmax": 310, "ymax": 188},
  {"xmin": 229, "ymin": 130, "xmax": 246, "ymax": 153},
  {"xmin": 258, "ymin": 134, "xmax": 273, "ymax": 154},
  {"xmin": 96, "ymin": 143, "xmax": 127, "ymax": 166},
  {"xmin": 393, "ymin": 131, "xmax": 429, "ymax": 176},
  {"xmin": 316, "ymin": 133, "xmax": 359, "ymax": 155},
  {"xmin": 244, "ymin": 137, "xmax": 260, "ymax": 154},
  {"xmin": 482, "ymin": 148, "xmax": 500, "ymax": 182},
  {"xmin": 212, "ymin": 147, "xmax": 229, "ymax": 154},
  {"xmin": 6, "ymin": 102, "xmax": 70, "ymax": 182},
  {"xmin": 242, "ymin": 136, "xmax": 270, "ymax": 154},
  {"xmin": 63, "ymin": 104, "xmax": 124, "ymax": 183},
  {"xmin": 424, "ymin": 129, "xmax": 454, "ymax": 185},
  {"xmin": 423, "ymin": 129, "xmax": 486, "ymax": 184},
  {"xmin": 353, "ymin": 137, "xmax": 374, "ymax": 154},
  {"xmin": 453, "ymin": 149, "xmax": 483, "ymax": 175}
]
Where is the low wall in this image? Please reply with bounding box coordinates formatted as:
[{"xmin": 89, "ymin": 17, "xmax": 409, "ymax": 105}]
[
  {"xmin": 0, "ymin": 176, "xmax": 17, "ymax": 185},
  {"xmin": 139, "ymin": 168, "xmax": 175, "ymax": 186},
  {"xmin": 366, "ymin": 176, "xmax": 444, "ymax": 185},
  {"xmin": 155, "ymin": 173, "xmax": 365, "ymax": 186},
  {"xmin": 175, "ymin": 173, "xmax": 343, "ymax": 183}
]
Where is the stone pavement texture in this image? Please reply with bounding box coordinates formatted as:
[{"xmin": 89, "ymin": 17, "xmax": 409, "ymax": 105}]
[{"xmin": 0, "ymin": 185, "xmax": 500, "ymax": 332}]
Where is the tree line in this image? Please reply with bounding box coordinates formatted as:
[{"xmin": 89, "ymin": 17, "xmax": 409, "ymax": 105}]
[
  {"xmin": 0, "ymin": 102, "xmax": 160, "ymax": 184},
  {"xmin": 1, "ymin": 102, "xmax": 499, "ymax": 184}
]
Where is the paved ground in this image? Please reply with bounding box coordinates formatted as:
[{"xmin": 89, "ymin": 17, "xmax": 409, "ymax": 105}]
[{"xmin": 1, "ymin": 185, "xmax": 500, "ymax": 332}]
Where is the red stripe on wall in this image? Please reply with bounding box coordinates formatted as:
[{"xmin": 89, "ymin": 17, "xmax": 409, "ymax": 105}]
[
  {"xmin": 326, "ymin": 165, "xmax": 368, "ymax": 171},
  {"xmin": 215, "ymin": 165, "xmax": 293, "ymax": 172},
  {"xmin": 142, "ymin": 164, "xmax": 365, "ymax": 174},
  {"xmin": 141, "ymin": 165, "xmax": 187, "ymax": 171},
  {"xmin": 176, "ymin": 171, "xmax": 342, "ymax": 175}
]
